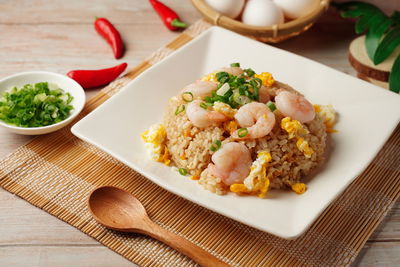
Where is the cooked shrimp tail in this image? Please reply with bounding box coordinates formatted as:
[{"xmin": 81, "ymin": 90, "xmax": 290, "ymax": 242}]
[
  {"xmin": 275, "ymin": 90, "xmax": 315, "ymax": 123},
  {"xmin": 186, "ymin": 100, "xmax": 229, "ymax": 128},
  {"xmin": 214, "ymin": 66, "xmax": 244, "ymax": 76},
  {"xmin": 233, "ymin": 102, "xmax": 276, "ymax": 139},
  {"xmin": 207, "ymin": 142, "xmax": 252, "ymax": 185},
  {"xmin": 181, "ymin": 80, "xmax": 217, "ymax": 99}
]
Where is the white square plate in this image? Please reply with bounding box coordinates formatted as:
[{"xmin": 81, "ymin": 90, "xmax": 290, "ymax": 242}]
[{"xmin": 72, "ymin": 26, "xmax": 400, "ymax": 239}]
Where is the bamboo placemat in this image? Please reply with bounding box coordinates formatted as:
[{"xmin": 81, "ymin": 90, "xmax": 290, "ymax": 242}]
[{"xmin": 1, "ymin": 20, "xmax": 400, "ymax": 266}]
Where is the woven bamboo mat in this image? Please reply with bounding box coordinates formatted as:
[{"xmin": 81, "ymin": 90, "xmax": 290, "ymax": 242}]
[{"xmin": 1, "ymin": 20, "xmax": 400, "ymax": 266}]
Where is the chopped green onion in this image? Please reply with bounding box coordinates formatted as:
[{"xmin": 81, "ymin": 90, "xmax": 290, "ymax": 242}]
[
  {"xmin": 210, "ymin": 140, "xmax": 222, "ymax": 152},
  {"xmin": 249, "ymin": 78, "xmax": 261, "ymax": 90},
  {"xmin": 230, "ymin": 62, "xmax": 240, "ymax": 67},
  {"xmin": 175, "ymin": 105, "xmax": 185, "ymax": 115},
  {"xmin": 238, "ymin": 85, "xmax": 247, "ymax": 95},
  {"xmin": 204, "ymin": 96, "xmax": 213, "ymax": 103},
  {"xmin": 204, "ymin": 65, "xmax": 270, "ymax": 108},
  {"xmin": 178, "ymin": 168, "xmax": 188, "ymax": 176},
  {"xmin": 200, "ymin": 102, "xmax": 208, "ymax": 109},
  {"xmin": 0, "ymin": 82, "xmax": 74, "ymax": 128},
  {"xmin": 252, "ymin": 85, "xmax": 259, "ymax": 101},
  {"xmin": 266, "ymin": 101, "xmax": 276, "ymax": 112},
  {"xmin": 216, "ymin": 83, "xmax": 230, "ymax": 96},
  {"xmin": 232, "ymin": 91, "xmax": 252, "ymax": 105},
  {"xmin": 219, "ymin": 76, "xmax": 229, "ymax": 84},
  {"xmin": 181, "ymin": 92, "xmax": 193, "ymax": 102},
  {"xmin": 237, "ymin": 127, "xmax": 249, "ymax": 138},
  {"xmin": 244, "ymin": 68, "xmax": 255, "ymax": 77},
  {"xmin": 216, "ymin": 72, "xmax": 229, "ymax": 83}
]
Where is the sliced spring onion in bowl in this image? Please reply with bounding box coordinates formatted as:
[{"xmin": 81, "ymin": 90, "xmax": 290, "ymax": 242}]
[
  {"xmin": 0, "ymin": 82, "xmax": 74, "ymax": 128},
  {"xmin": 0, "ymin": 71, "xmax": 85, "ymax": 135}
]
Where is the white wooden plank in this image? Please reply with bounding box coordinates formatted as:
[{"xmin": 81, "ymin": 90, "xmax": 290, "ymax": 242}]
[
  {"xmin": 0, "ymin": 189, "xmax": 97, "ymax": 245},
  {"xmin": 0, "ymin": 0, "xmax": 399, "ymax": 266},
  {"xmin": 353, "ymin": 241, "xmax": 400, "ymax": 267},
  {"xmin": 0, "ymin": 0, "xmax": 198, "ymax": 25},
  {"xmin": 0, "ymin": 246, "xmax": 135, "ymax": 267}
]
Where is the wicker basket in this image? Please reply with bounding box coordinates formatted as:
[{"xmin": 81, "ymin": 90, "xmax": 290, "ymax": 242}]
[{"xmin": 191, "ymin": 0, "xmax": 331, "ymax": 43}]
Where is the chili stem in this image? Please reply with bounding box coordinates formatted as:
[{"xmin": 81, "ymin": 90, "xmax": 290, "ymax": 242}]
[{"xmin": 171, "ymin": 19, "xmax": 187, "ymax": 28}]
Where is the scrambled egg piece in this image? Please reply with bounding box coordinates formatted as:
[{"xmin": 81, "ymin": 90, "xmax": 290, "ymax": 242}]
[
  {"xmin": 291, "ymin": 183, "xmax": 306, "ymax": 194},
  {"xmin": 254, "ymin": 72, "xmax": 275, "ymax": 87},
  {"xmin": 281, "ymin": 117, "xmax": 309, "ymax": 139},
  {"xmin": 141, "ymin": 124, "xmax": 171, "ymax": 165},
  {"xmin": 314, "ymin": 104, "xmax": 337, "ymax": 133},
  {"xmin": 281, "ymin": 117, "xmax": 314, "ymax": 158},
  {"xmin": 213, "ymin": 101, "xmax": 236, "ymax": 119},
  {"xmin": 201, "ymin": 72, "xmax": 217, "ymax": 82},
  {"xmin": 224, "ymin": 120, "xmax": 238, "ymax": 133},
  {"xmin": 230, "ymin": 151, "xmax": 272, "ymax": 198},
  {"xmin": 296, "ymin": 137, "xmax": 314, "ymax": 159}
]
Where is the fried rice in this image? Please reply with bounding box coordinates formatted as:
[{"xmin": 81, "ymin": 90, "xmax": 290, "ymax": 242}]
[{"xmin": 142, "ymin": 65, "xmax": 335, "ymax": 197}]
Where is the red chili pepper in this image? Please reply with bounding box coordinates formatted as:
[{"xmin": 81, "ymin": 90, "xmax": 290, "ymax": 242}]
[
  {"xmin": 67, "ymin": 63, "xmax": 127, "ymax": 89},
  {"xmin": 149, "ymin": 0, "xmax": 187, "ymax": 31},
  {"xmin": 94, "ymin": 17, "xmax": 124, "ymax": 59}
]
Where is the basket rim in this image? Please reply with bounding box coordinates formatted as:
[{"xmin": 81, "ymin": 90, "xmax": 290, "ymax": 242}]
[{"xmin": 191, "ymin": 0, "xmax": 331, "ymax": 37}]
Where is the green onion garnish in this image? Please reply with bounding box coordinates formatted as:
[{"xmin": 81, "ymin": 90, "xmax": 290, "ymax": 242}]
[
  {"xmin": 203, "ymin": 65, "xmax": 268, "ymax": 108},
  {"xmin": 237, "ymin": 128, "xmax": 248, "ymax": 138},
  {"xmin": 216, "ymin": 72, "xmax": 230, "ymax": 83},
  {"xmin": 244, "ymin": 68, "xmax": 255, "ymax": 77},
  {"xmin": 210, "ymin": 140, "xmax": 222, "ymax": 152},
  {"xmin": 175, "ymin": 105, "xmax": 185, "ymax": 115},
  {"xmin": 216, "ymin": 83, "xmax": 230, "ymax": 96},
  {"xmin": 230, "ymin": 62, "xmax": 240, "ymax": 67},
  {"xmin": 266, "ymin": 101, "xmax": 276, "ymax": 112},
  {"xmin": 249, "ymin": 78, "xmax": 261, "ymax": 90},
  {"xmin": 178, "ymin": 168, "xmax": 188, "ymax": 176},
  {"xmin": 181, "ymin": 92, "xmax": 193, "ymax": 102},
  {"xmin": 232, "ymin": 91, "xmax": 252, "ymax": 105},
  {"xmin": 200, "ymin": 102, "xmax": 208, "ymax": 109}
]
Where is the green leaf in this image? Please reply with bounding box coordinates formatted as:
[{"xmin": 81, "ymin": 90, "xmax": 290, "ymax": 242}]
[
  {"xmin": 374, "ymin": 25, "xmax": 400, "ymax": 64},
  {"xmin": 389, "ymin": 55, "xmax": 400, "ymax": 93},
  {"xmin": 365, "ymin": 15, "xmax": 393, "ymax": 60},
  {"xmin": 391, "ymin": 11, "xmax": 400, "ymax": 25},
  {"xmin": 355, "ymin": 12, "xmax": 386, "ymax": 34},
  {"xmin": 335, "ymin": 1, "xmax": 382, "ymax": 18}
]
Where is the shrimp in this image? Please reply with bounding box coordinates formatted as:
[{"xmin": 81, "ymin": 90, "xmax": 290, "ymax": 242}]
[
  {"xmin": 207, "ymin": 142, "xmax": 252, "ymax": 185},
  {"xmin": 214, "ymin": 66, "xmax": 244, "ymax": 76},
  {"xmin": 233, "ymin": 102, "xmax": 276, "ymax": 139},
  {"xmin": 186, "ymin": 100, "xmax": 229, "ymax": 128},
  {"xmin": 258, "ymin": 85, "xmax": 271, "ymax": 103},
  {"xmin": 275, "ymin": 90, "xmax": 315, "ymax": 123},
  {"xmin": 181, "ymin": 80, "xmax": 217, "ymax": 99}
]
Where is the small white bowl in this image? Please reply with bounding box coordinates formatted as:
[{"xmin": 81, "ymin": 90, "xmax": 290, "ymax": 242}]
[{"xmin": 0, "ymin": 71, "xmax": 86, "ymax": 135}]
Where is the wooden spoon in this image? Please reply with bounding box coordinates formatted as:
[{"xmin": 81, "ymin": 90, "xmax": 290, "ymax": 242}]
[{"xmin": 88, "ymin": 186, "xmax": 228, "ymax": 267}]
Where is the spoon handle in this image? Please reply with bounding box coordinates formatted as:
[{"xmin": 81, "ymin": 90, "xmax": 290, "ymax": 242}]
[{"xmin": 138, "ymin": 220, "xmax": 229, "ymax": 266}]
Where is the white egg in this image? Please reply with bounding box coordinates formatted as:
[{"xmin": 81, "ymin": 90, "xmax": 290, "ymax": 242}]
[
  {"xmin": 242, "ymin": 0, "xmax": 284, "ymax": 27},
  {"xmin": 205, "ymin": 0, "xmax": 245, "ymax": 19},
  {"xmin": 274, "ymin": 0, "xmax": 319, "ymax": 19}
]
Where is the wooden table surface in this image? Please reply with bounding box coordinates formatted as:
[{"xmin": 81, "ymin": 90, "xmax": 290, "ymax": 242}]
[{"xmin": 0, "ymin": 0, "xmax": 399, "ymax": 266}]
